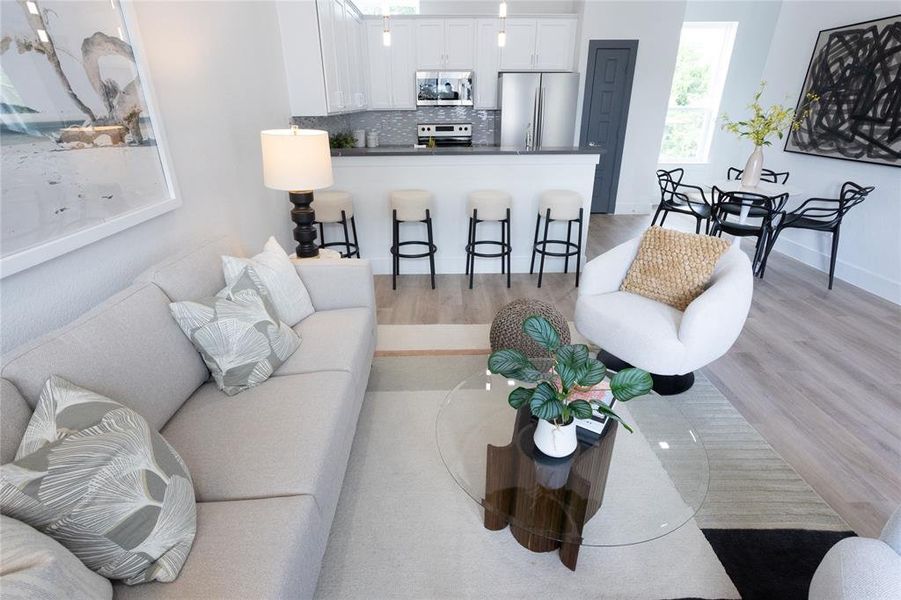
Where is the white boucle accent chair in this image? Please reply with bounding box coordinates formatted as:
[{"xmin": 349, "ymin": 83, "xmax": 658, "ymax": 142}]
[
  {"xmin": 574, "ymin": 235, "xmax": 753, "ymax": 394},
  {"xmin": 809, "ymin": 506, "xmax": 901, "ymax": 599}
]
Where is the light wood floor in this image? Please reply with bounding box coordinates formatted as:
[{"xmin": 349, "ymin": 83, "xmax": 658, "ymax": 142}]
[{"xmin": 374, "ymin": 213, "xmax": 901, "ymax": 537}]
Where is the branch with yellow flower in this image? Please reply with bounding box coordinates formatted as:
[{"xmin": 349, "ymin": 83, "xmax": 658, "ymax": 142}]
[{"xmin": 721, "ymin": 82, "xmax": 819, "ymax": 148}]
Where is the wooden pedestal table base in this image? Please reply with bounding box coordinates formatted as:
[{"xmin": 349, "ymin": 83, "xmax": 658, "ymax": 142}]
[{"xmin": 483, "ymin": 407, "xmax": 618, "ymax": 570}]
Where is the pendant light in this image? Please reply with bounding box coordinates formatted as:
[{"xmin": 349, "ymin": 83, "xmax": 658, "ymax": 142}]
[{"xmin": 498, "ymin": 1, "xmax": 507, "ymax": 47}]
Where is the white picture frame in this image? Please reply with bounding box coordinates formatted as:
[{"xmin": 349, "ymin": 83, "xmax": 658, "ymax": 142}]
[{"xmin": 0, "ymin": 0, "xmax": 180, "ymax": 278}]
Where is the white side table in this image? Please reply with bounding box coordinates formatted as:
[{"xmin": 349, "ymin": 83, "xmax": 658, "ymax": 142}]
[{"xmin": 290, "ymin": 248, "xmax": 342, "ymax": 261}]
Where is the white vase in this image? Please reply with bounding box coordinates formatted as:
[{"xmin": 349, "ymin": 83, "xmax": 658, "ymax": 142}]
[
  {"xmin": 533, "ymin": 419, "xmax": 578, "ymax": 458},
  {"xmin": 742, "ymin": 145, "xmax": 764, "ymax": 188}
]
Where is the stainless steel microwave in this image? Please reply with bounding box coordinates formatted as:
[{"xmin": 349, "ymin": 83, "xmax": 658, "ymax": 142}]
[{"xmin": 416, "ymin": 71, "xmax": 473, "ymax": 106}]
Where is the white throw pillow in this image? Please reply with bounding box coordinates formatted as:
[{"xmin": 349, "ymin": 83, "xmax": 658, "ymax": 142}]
[{"xmin": 222, "ymin": 237, "xmax": 314, "ymax": 326}]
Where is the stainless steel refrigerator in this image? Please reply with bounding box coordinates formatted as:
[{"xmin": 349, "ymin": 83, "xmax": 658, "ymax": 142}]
[{"xmin": 497, "ymin": 72, "xmax": 580, "ymax": 149}]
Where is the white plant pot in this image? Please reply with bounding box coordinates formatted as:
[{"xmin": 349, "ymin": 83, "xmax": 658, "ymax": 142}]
[
  {"xmin": 533, "ymin": 419, "xmax": 578, "ymax": 458},
  {"xmin": 742, "ymin": 145, "xmax": 764, "ymax": 188}
]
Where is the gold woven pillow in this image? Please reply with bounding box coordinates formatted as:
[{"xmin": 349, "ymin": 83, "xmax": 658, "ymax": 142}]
[{"xmin": 620, "ymin": 226, "xmax": 731, "ymax": 311}]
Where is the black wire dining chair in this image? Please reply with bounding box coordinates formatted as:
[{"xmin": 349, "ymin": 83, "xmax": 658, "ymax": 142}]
[
  {"xmin": 709, "ymin": 187, "xmax": 789, "ymax": 272},
  {"xmin": 727, "ymin": 166, "xmax": 791, "ymax": 184},
  {"xmin": 652, "ymin": 168, "xmax": 713, "ymax": 234},
  {"xmin": 757, "ymin": 182, "xmax": 875, "ymax": 287}
]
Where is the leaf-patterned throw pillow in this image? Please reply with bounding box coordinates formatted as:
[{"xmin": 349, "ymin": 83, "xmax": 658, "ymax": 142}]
[
  {"xmin": 0, "ymin": 376, "xmax": 196, "ymax": 585},
  {"xmin": 169, "ymin": 266, "xmax": 301, "ymax": 396}
]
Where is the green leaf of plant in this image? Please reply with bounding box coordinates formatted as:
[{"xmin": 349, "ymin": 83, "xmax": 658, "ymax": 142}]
[
  {"xmin": 576, "ymin": 358, "xmax": 607, "ymax": 387},
  {"xmin": 529, "ymin": 382, "xmax": 563, "ymax": 421},
  {"xmin": 488, "ymin": 349, "xmax": 535, "ymax": 378},
  {"xmin": 569, "ymin": 399, "xmax": 593, "ymax": 420},
  {"xmin": 595, "ymin": 403, "xmax": 634, "ymax": 433},
  {"xmin": 517, "ymin": 368, "xmax": 545, "ymax": 383},
  {"xmin": 508, "ymin": 387, "xmax": 533, "ymax": 409},
  {"xmin": 557, "ymin": 362, "xmax": 578, "ymax": 391},
  {"xmin": 610, "ymin": 368, "xmax": 653, "ymax": 402},
  {"xmin": 522, "ymin": 315, "xmax": 560, "ymax": 352},
  {"xmin": 556, "ymin": 344, "xmax": 589, "ymax": 370}
]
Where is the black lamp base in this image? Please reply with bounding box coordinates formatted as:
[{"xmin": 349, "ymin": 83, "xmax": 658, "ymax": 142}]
[{"xmin": 289, "ymin": 190, "xmax": 319, "ymax": 258}]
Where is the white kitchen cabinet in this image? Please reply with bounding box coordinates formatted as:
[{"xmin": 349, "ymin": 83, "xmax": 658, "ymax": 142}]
[
  {"xmin": 389, "ymin": 20, "xmax": 416, "ymax": 109},
  {"xmin": 535, "ymin": 19, "xmax": 576, "ymax": 70},
  {"xmin": 499, "ymin": 19, "xmax": 537, "ymax": 70},
  {"xmin": 365, "ymin": 19, "xmax": 415, "ymax": 110},
  {"xmin": 347, "ymin": 10, "xmax": 367, "ymax": 109},
  {"xmin": 415, "ymin": 19, "xmax": 445, "ymax": 69},
  {"xmin": 499, "ymin": 17, "xmax": 576, "ymax": 71},
  {"xmin": 415, "ymin": 18, "xmax": 475, "ymax": 70},
  {"xmin": 365, "ymin": 20, "xmax": 392, "ymax": 109},
  {"xmin": 474, "ymin": 19, "xmax": 500, "ymax": 109},
  {"xmin": 316, "ymin": 0, "xmax": 342, "ymax": 111},
  {"xmin": 443, "ymin": 20, "xmax": 475, "ymax": 69}
]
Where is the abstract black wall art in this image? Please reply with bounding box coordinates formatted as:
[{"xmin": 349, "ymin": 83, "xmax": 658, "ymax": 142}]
[{"xmin": 786, "ymin": 15, "xmax": 900, "ymax": 168}]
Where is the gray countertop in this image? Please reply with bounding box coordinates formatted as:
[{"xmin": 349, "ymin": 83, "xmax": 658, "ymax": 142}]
[{"xmin": 330, "ymin": 145, "xmax": 603, "ymax": 157}]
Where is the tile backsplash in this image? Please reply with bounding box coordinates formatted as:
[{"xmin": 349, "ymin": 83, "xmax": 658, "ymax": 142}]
[{"xmin": 292, "ymin": 107, "xmax": 498, "ymax": 146}]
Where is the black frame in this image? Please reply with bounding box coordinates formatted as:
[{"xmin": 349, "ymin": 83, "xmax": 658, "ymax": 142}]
[
  {"xmin": 530, "ymin": 207, "xmax": 584, "ymax": 288},
  {"xmin": 784, "ymin": 14, "xmax": 901, "ymax": 168},
  {"xmin": 317, "ymin": 210, "xmax": 360, "ymax": 258},
  {"xmin": 579, "ymin": 39, "xmax": 638, "ymax": 214},
  {"xmin": 390, "ymin": 209, "xmax": 437, "ymax": 291},
  {"xmin": 465, "ymin": 207, "xmax": 512, "ymax": 290}
]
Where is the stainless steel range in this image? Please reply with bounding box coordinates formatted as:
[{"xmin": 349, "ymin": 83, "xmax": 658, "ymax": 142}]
[{"xmin": 417, "ymin": 123, "xmax": 472, "ymax": 147}]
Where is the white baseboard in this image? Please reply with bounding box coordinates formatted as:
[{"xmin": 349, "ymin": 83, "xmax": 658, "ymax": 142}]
[
  {"xmin": 773, "ymin": 237, "xmax": 901, "ymax": 304},
  {"xmin": 614, "ymin": 201, "xmax": 654, "ymax": 215}
]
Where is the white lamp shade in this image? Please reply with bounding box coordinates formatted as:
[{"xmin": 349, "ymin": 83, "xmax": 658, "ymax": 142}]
[{"xmin": 260, "ymin": 128, "xmax": 333, "ymax": 191}]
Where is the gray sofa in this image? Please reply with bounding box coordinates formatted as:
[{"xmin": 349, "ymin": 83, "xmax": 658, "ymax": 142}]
[{"xmin": 0, "ymin": 237, "xmax": 376, "ymax": 599}]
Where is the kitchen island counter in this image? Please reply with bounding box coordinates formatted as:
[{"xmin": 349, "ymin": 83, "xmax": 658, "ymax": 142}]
[
  {"xmin": 326, "ymin": 150, "xmax": 599, "ymax": 277},
  {"xmin": 330, "ymin": 145, "xmax": 604, "ymax": 157}
]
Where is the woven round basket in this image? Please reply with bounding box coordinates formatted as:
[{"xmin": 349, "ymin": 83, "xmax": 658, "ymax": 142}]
[{"xmin": 489, "ymin": 298, "xmax": 571, "ymax": 358}]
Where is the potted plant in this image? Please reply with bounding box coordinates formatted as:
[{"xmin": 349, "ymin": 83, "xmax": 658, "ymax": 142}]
[
  {"xmin": 488, "ymin": 315, "xmax": 653, "ymax": 458},
  {"xmin": 721, "ymin": 82, "xmax": 818, "ymax": 187}
]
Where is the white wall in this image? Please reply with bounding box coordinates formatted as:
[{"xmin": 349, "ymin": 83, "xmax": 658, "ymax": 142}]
[
  {"xmin": 758, "ymin": 1, "xmax": 901, "ymax": 303},
  {"xmin": 660, "ymin": 1, "xmax": 782, "ymax": 184},
  {"xmin": 574, "ymin": 0, "xmax": 687, "ymax": 214},
  {"xmin": 1, "ymin": 1, "xmax": 294, "ymax": 353}
]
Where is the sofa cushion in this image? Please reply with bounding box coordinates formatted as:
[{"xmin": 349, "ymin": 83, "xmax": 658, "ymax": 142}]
[
  {"xmin": 0, "ymin": 283, "xmax": 207, "ymax": 432},
  {"xmin": 135, "ymin": 236, "xmax": 243, "ymax": 302},
  {"xmin": 113, "ymin": 496, "xmax": 324, "ymax": 600},
  {"xmin": 170, "ymin": 267, "xmax": 300, "ymax": 396},
  {"xmin": 275, "ymin": 308, "xmax": 375, "ymax": 386},
  {"xmin": 223, "ymin": 236, "xmax": 314, "ymax": 326},
  {"xmin": 621, "ymin": 226, "xmax": 730, "ymax": 311},
  {"xmin": 1, "ymin": 515, "xmax": 113, "ymax": 600},
  {"xmin": 1, "ymin": 376, "xmax": 196, "ymax": 584},
  {"xmin": 575, "ymin": 290, "xmax": 687, "ymax": 374},
  {"xmin": 0, "ymin": 380, "xmax": 31, "ymax": 464},
  {"xmin": 161, "ymin": 371, "xmax": 358, "ymax": 513}
]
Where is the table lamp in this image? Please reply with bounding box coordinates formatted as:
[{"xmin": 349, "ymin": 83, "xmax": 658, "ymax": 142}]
[{"xmin": 260, "ymin": 127, "xmax": 333, "ymax": 258}]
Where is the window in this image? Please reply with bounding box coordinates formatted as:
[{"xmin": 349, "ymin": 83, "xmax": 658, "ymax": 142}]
[
  {"xmin": 659, "ymin": 22, "xmax": 737, "ymax": 163},
  {"xmin": 353, "ymin": 0, "xmax": 419, "ymax": 15}
]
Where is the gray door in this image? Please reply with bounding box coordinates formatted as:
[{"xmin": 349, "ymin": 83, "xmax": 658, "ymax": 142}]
[
  {"xmin": 538, "ymin": 72, "xmax": 580, "ymax": 148},
  {"xmin": 579, "ymin": 41, "xmax": 638, "ymax": 213}
]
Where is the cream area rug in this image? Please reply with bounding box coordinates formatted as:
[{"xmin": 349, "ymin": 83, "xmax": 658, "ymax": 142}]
[{"xmin": 314, "ymin": 325, "xmax": 850, "ymax": 600}]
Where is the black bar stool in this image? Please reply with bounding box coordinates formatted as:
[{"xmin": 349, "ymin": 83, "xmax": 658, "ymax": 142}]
[
  {"xmin": 465, "ymin": 190, "xmax": 512, "ymax": 289},
  {"xmin": 312, "ymin": 191, "xmax": 360, "ymax": 257},
  {"xmin": 389, "ymin": 189, "xmax": 437, "ymax": 290},
  {"xmin": 530, "ymin": 190, "xmax": 584, "ymax": 288}
]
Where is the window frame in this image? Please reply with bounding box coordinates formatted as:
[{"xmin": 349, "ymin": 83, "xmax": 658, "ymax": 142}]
[{"xmin": 659, "ymin": 21, "xmax": 738, "ymax": 164}]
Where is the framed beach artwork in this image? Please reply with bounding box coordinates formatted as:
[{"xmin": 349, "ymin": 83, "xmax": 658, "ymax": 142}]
[
  {"xmin": 785, "ymin": 14, "xmax": 901, "ymax": 167},
  {"xmin": 1, "ymin": 0, "xmax": 178, "ymax": 277}
]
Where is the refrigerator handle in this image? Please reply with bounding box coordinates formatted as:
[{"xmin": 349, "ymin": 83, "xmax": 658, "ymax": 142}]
[
  {"xmin": 533, "ymin": 86, "xmax": 541, "ymax": 149},
  {"xmin": 537, "ymin": 86, "xmax": 546, "ymax": 149}
]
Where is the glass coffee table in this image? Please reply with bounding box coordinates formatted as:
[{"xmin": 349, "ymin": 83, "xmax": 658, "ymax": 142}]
[{"xmin": 436, "ymin": 368, "xmax": 709, "ymax": 570}]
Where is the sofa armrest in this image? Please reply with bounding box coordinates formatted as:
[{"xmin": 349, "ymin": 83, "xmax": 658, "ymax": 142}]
[
  {"xmin": 578, "ymin": 237, "xmax": 642, "ymax": 297},
  {"xmin": 679, "ymin": 247, "xmax": 753, "ymax": 354},
  {"xmin": 880, "ymin": 505, "xmax": 901, "ymax": 555},
  {"xmin": 293, "ymin": 258, "xmax": 375, "ymax": 313}
]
